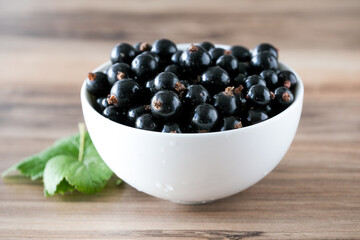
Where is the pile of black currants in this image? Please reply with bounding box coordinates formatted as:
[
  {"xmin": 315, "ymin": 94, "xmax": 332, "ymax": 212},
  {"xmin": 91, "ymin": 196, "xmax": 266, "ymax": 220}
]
[{"xmin": 86, "ymin": 39, "xmax": 297, "ymax": 133}]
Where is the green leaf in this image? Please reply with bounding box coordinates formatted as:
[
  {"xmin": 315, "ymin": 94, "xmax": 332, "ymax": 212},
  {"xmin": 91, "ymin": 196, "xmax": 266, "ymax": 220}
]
[
  {"xmin": 2, "ymin": 123, "xmax": 114, "ymax": 196},
  {"xmin": 2, "ymin": 134, "xmax": 80, "ymax": 180},
  {"xmin": 65, "ymin": 131, "xmax": 113, "ymax": 194},
  {"xmin": 43, "ymin": 155, "xmax": 76, "ymax": 196},
  {"xmin": 54, "ymin": 179, "xmax": 75, "ymax": 195}
]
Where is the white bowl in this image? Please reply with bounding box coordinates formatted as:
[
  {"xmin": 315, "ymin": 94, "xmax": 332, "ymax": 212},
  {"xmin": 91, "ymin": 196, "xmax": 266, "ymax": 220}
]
[{"xmin": 81, "ymin": 44, "xmax": 304, "ymax": 204}]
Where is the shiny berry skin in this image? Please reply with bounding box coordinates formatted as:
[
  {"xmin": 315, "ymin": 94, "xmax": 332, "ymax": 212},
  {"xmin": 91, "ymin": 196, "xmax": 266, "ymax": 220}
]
[
  {"xmin": 171, "ymin": 50, "xmax": 183, "ymax": 65},
  {"xmin": 246, "ymin": 84, "xmax": 271, "ymax": 107},
  {"xmin": 110, "ymin": 43, "xmax": 136, "ymax": 64},
  {"xmin": 133, "ymin": 42, "xmax": 152, "ymax": 54},
  {"xmin": 209, "ymin": 47, "xmax": 225, "ymax": 64},
  {"xmin": 106, "ymin": 62, "xmax": 132, "ymax": 86},
  {"xmin": 151, "ymin": 90, "xmax": 182, "ymax": 121},
  {"xmin": 102, "ymin": 106, "xmax": 126, "ymax": 123},
  {"xmin": 200, "ymin": 66, "xmax": 231, "ymax": 95},
  {"xmin": 220, "ymin": 116, "xmax": 243, "ymax": 131},
  {"xmin": 86, "ymin": 72, "xmax": 109, "ymax": 97},
  {"xmin": 151, "ymin": 39, "xmax": 177, "ymax": 62},
  {"xmin": 131, "ymin": 53, "xmax": 159, "ymax": 82},
  {"xmin": 216, "ymin": 55, "xmax": 239, "ymax": 78},
  {"xmin": 233, "ymin": 73, "xmax": 246, "ymax": 87},
  {"xmin": 246, "ymin": 109, "xmax": 269, "ymax": 125},
  {"xmin": 199, "ymin": 41, "xmax": 215, "ymax": 51},
  {"xmin": 164, "ymin": 64, "xmax": 182, "ymax": 78},
  {"xmin": 251, "ymin": 51, "xmax": 278, "ymax": 73},
  {"xmin": 145, "ymin": 79, "xmax": 156, "ymax": 93},
  {"xmin": 183, "ymin": 84, "xmax": 210, "ymax": 109},
  {"xmin": 95, "ymin": 97, "xmax": 110, "ymax": 113},
  {"xmin": 252, "ymin": 43, "xmax": 278, "ymax": 59},
  {"xmin": 191, "ymin": 103, "xmax": 219, "ymax": 132},
  {"xmin": 127, "ymin": 105, "xmax": 151, "ymax": 124},
  {"xmin": 278, "ymin": 70, "xmax": 297, "ymax": 90},
  {"xmin": 244, "ymin": 75, "xmax": 266, "ymax": 90},
  {"xmin": 274, "ymin": 86, "xmax": 294, "ymax": 109},
  {"xmin": 140, "ymin": 51, "xmax": 160, "ymax": 63},
  {"xmin": 108, "ymin": 79, "xmax": 142, "ymax": 109},
  {"xmin": 236, "ymin": 90, "xmax": 249, "ymax": 114},
  {"xmin": 154, "ymin": 72, "xmax": 185, "ymax": 92},
  {"xmin": 260, "ymin": 70, "xmax": 279, "ymax": 90},
  {"xmin": 230, "ymin": 45, "xmax": 251, "ymax": 62},
  {"xmin": 213, "ymin": 87, "xmax": 239, "ymax": 116},
  {"xmin": 180, "ymin": 44, "xmax": 211, "ymax": 76},
  {"xmin": 162, "ymin": 123, "xmax": 182, "ymax": 133},
  {"xmin": 135, "ymin": 113, "xmax": 158, "ymax": 131}
]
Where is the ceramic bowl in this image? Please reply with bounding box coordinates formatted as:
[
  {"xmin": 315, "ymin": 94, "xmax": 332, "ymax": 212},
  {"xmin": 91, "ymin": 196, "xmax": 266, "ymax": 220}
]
[{"xmin": 81, "ymin": 44, "xmax": 304, "ymax": 204}]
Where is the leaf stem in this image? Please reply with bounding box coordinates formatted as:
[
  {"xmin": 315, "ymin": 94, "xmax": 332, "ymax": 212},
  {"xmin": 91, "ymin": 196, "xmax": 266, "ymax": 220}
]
[{"xmin": 78, "ymin": 123, "xmax": 86, "ymax": 162}]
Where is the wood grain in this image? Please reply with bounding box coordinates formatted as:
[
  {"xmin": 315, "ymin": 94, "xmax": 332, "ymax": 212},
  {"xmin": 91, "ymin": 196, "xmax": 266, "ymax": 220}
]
[{"xmin": 0, "ymin": 0, "xmax": 360, "ymax": 239}]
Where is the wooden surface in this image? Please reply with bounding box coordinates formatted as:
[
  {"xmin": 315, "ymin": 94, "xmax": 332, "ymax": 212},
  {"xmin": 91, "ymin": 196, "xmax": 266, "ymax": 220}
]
[{"xmin": 1, "ymin": 0, "xmax": 360, "ymax": 239}]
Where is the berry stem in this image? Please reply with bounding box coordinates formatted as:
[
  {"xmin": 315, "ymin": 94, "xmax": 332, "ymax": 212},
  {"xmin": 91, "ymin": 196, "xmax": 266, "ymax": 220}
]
[{"xmin": 78, "ymin": 123, "xmax": 86, "ymax": 162}]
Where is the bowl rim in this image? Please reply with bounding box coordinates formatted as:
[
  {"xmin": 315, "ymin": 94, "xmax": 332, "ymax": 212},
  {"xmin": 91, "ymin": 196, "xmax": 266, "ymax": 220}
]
[{"xmin": 81, "ymin": 43, "xmax": 304, "ymax": 137}]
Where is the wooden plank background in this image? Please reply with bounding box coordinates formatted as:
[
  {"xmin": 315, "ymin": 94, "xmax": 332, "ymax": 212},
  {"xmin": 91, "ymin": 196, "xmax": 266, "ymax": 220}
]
[{"xmin": 0, "ymin": 0, "xmax": 359, "ymax": 239}]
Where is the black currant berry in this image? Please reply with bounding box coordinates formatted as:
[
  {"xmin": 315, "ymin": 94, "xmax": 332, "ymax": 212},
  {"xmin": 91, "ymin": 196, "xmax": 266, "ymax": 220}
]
[
  {"xmin": 151, "ymin": 39, "xmax": 177, "ymax": 62},
  {"xmin": 108, "ymin": 79, "xmax": 142, "ymax": 109},
  {"xmin": 162, "ymin": 123, "xmax": 182, "ymax": 133},
  {"xmin": 251, "ymin": 51, "xmax": 278, "ymax": 73},
  {"xmin": 278, "ymin": 70, "xmax": 297, "ymax": 90},
  {"xmin": 135, "ymin": 113, "xmax": 158, "ymax": 131},
  {"xmin": 86, "ymin": 72, "xmax": 109, "ymax": 97},
  {"xmin": 200, "ymin": 66, "xmax": 231, "ymax": 95},
  {"xmin": 246, "ymin": 84, "xmax": 271, "ymax": 107},
  {"xmin": 180, "ymin": 44, "xmax": 211, "ymax": 77},
  {"xmin": 246, "ymin": 109, "xmax": 269, "ymax": 125},
  {"xmin": 164, "ymin": 64, "xmax": 182, "ymax": 78},
  {"xmin": 191, "ymin": 103, "xmax": 219, "ymax": 132},
  {"xmin": 260, "ymin": 70, "xmax": 279, "ymax": 90},
  {"xmin": 230, "ymin": 45, "xmax": 251, "ymax": 62},
  {"xmin": 153, "ymin": 72, "xmax": 185, "ymax": 92},
  {"xmin": 106, "ymin": 62, "xmax": 133, "ymax": 86},
  {"xmin": 103, "ymin": 106, "xmax": 126, "ymax": 123},
  {"xmin": 244, "ymin": 75, "xmax": 266, "ymax": 90},
  {"xmin": 151, "ymin": 90, "xmax": 182, "ymax": 121},
  {"xmin": 274, "ymin": 86, "xmax": 295, "ymax": 109},
  {"xmin": 220, "ymin": 116, "xmax": 243, "ymax": 131},
  {"xmin": 252, "ymin": 43, "xmax": 278, "ymax": 59},
  {"xmin": 182, "ymin": 84, "xmax": 210, "ymax": 109},
  {"xmin": 216, "ymin": 55, "xmax": 239, "ymax": 78},
  {"xmin": 233, "ymin": 73, "xmax": 246, "ymax": 87},
  {"xmin": 95, "ymin": 96, "xmax": 110, "ymax": 113},
  {"xmin": 199, "ymin": 41, "xmax": 215, "ymax": 51},
  {"xmin": 133, "ymin": 42, "xmax": 152, "ymax": 54},
  {"xmin": 110, "ymin": 43, "xmax": 136, "ymax": 65},
  {"xmin": 131, "ymin": 53, "xmax": 159, "ymax": 82},
  {"xmin": 213, "ymin": 87, "xmax": 239, "ymax": 116},
  {"xmin": 171, "ymin": 50, "xmax": 183, "ymax": 65},
  {"xmin": 140, "ymin": 51, "xmax": 160, "ymax": 63},
  {"xmin": 209, "ymin": 47, "xmax": 225, "ymax": 64},
  {"xmin": 127, "ymin": 105, "xmax": 151, "ymax": 124}
]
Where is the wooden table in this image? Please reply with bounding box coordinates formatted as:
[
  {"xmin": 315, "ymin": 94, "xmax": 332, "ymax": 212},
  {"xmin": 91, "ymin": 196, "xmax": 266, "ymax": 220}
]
[{"xmin": 1, "ymin": 0, "xmax": 359, "ymax": 239}]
